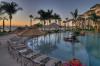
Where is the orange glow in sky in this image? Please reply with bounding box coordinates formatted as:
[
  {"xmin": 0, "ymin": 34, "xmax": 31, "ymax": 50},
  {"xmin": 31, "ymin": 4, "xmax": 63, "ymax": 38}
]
[
  {"xmin": 0, "ymin": 21, "xmax": 30, "ymax": 26},
  {"xmin": 0, "ymin": 20, "xmax": 38, "ymax": 26}
]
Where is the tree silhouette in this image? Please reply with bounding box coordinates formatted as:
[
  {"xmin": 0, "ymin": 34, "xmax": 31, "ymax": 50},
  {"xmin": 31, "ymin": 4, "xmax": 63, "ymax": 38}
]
[
  {"xmin": 0, "ymin": 17, "xmax": 8, "ymax": 32},
  {"xmin": 38, "ymin": 9, "xmax": 47, "ymax": 26},
  {"xmin": 66, "ymin": 18, "xmax": 69, "ymax": 28},
  {"xmin": 77, "ymin": 16, "xmax": 85, "ymax": 30},
  {"xmin": 46, "ymin": 9, "xmax": 53, "ymax": 25},
  {"xmin": 63, "ymin": 21, "xmax": 66, "ymax": 30},
  {"xmin": 53, "ymin": 13, "xmax": 61, "ymax": 24},
  {"xmin": 70, "ymin": 9, "xmax": 79, "ymax": 30},
  {"xmin": 1, "ymin": 1, "xmax": 22, "ymax": 31},
  {"xmin": 89, "ymin": 13, "xmax": 98, "ymax": 31},
  {"xmin": 29, "ymin": 14, "xmax": 33, "ymax": 27},
  {"xmin": 0, "ymin": 17, "xmax": 2, "ymax": 32}
]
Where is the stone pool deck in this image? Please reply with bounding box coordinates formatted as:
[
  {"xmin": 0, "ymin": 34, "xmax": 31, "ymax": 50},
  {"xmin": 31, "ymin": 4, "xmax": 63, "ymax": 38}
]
[
  {"xmin": 0, "ymin": 34, "xmax": 61, "ymax": 66},
  {"xmin": 0, "ymin": 34, "xmax": 21, "ymax": 66}
]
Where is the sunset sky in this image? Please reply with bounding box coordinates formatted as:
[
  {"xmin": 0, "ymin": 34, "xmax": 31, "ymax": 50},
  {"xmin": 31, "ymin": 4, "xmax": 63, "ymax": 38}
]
[{"xmin": 0, "ymin": 0, "xmax": 100, "ymax": 26}]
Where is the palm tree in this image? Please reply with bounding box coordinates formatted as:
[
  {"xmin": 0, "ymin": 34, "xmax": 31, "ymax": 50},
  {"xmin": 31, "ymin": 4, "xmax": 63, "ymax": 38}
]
[
  {"xmin": 0, "ymin": 17, "xmax": 2, "ymax": 32},
  {"xmin": 89, "ymin": 13, "xmax": 98, "ymax": 31},
  {"xmin": 0, "ymin": 6, "xmax": 4, "ymax": 15},
  {"xmin": 86, "ymin": 17, "xmax": 91, "ymax": 30},
  {"xmin": 65, "ymin": 18, "xmax": 68, "ymax": 29},
  {"xmin": 29, "ymin": 15, "xmax": 33, "ymax": 27},
  {"xmin": 1, "ymin": 1, "xmax": 22, "ymax": 32},
  {"xmin": 58, "ymin": 19, "xmax": 62, "ymax": 26},
  {"xmin": 0, "ymin": 5, "xmax": 4, "ymax": 32},
  {"xmin": 77, "ymin": 16, "xmax": 85, "ymax": 30},
  {"xmin": 70, "ymin": 9, "xmax": 79, "ymax": 30},
  {"xmin": 46, "ymin": 9, "xmax": 53, "ymax": 25},
  {"xmin": 38, "ymin": 9, "xmax": 47, "ymax": 26},
  {"xmin": 1, "ymin": 17, "xmax": 8, "ymax": 32},
  {"xmin": 70, "ymin": 9, "xmax": 79, "ymax": 59},
  {"xmin": 53, "ymin": 13, "xmax": 61, "ymax": 24},
  {"xmin": 63, "ymin": 21, "xmax": 66, "ymax": 30}
]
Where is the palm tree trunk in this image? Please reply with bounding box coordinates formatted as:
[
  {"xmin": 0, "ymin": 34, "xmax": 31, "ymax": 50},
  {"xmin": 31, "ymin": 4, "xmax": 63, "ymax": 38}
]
[
  {"xmin": 59, "ymin": 20, "xmax": 61, "ymax": 31},
  {"xmin": 55, "ymin": 19, "xmax": 57, "ymax": 24},
  {"xmin": 75, "ymin": 20, "xmax": 77, "ymax": 31},
  {"xmin": 0, "ymin": 27, "xmax": 1, "ymax": 32},
  {"xmin": 44, "ymin": 20, "xmax": 45, "ymax": 26},
  {"xmin": 9, "ymin": 15, "xmax": 12, "ymax": 32},
  {"xmin": 30, "ymin": 19, "xmax": 32, "ymax": 27},
  {"xmin": 82, "ymin": 20, "xmax": 84, "ymax": 30},
  {"xmin": 67, "ymin": 22, "xmax": 69, "ymax": 30},
  {"xmin": 49, "ymin": 19, "xmax": 51, "ymax": 25},
  {"xmin": 44, "ymin": 20, "xmax": 46, "ymax": 30},
  {"xmin": 64, "ymin": 23, "xmax": 66, "ymax": 30},
  {"xmin": 3, "ymin": 20, "xmax": 5, "ymax": 32},
  {"xmin": 72, "ymin": 21, "xmax": 74, "ymax": 31},
  {"xmin": 9, "ymin": 18, "xmax": 12, "ymax": 32}
]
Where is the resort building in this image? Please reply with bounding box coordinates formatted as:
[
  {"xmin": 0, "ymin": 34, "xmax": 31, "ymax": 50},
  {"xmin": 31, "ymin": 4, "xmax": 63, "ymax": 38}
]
[
  {"xmin": 78, "ymin": 4, "xmax": 100, "ymax": 31},
  {"xmin": 34, "ymin": 19, "xmax": 61, "ymax": 26}
]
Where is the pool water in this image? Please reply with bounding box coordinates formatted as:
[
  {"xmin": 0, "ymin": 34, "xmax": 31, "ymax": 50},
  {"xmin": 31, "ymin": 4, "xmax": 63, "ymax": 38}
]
[
  {"xmin": 27, "ymin": 31, "xmax": 100, "ymax": 66},
  {"xmin": 78, "ymin": 32, "xmax": 100, "ymax": 66}
]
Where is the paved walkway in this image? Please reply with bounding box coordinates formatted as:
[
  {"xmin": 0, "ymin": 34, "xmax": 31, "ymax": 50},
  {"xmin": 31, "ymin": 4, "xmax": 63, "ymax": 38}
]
[{"xmin": 0, "ymin": 34, "xmax": 21, "ymax": 66}]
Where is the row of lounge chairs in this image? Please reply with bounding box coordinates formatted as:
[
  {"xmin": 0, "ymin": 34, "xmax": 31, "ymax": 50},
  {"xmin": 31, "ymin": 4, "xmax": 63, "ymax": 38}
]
[{"xmin": 7, "ymin": 36, "xmax": 62, "ymax": 66}]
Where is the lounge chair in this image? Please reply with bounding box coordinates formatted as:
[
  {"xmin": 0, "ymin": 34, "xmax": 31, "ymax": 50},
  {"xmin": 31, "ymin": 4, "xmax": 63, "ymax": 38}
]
[
  {"xmin": 21, "ymin": 49, "xmax": 33, "ymax": 56},
  {"xmin": 33, "ymin": 55, "xmax": 48, "ymax": 64},
  {"xmin": 18, "ymin": 48, "xmax": 28, "ymax": 53},
  {"xmin": 40, "ymin": 57, "xmax": 50, "ymax": 64},
  {"xmin": 24, "ymin": 52, "xmax": 39, "ymax": 59},
  {"xmin": 45, "ymin": 58, "xmax": 60, "ymax": 66},
  {"xmin": 30, "ymin": 53, "xmax": 41, "ymax": 60}
]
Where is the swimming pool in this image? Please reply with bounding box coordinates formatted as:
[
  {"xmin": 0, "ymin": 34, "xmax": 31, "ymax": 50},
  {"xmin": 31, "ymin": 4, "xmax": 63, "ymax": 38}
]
[{"xmin": 27, "ymin": 31, "xmax": 100, "ymax": 66}]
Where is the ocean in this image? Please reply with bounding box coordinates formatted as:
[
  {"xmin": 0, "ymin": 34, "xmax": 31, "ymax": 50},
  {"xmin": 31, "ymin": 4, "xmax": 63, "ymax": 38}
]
[{"xmin": 0, "ymin": 26, "xmax": 17, "ymax": 32}]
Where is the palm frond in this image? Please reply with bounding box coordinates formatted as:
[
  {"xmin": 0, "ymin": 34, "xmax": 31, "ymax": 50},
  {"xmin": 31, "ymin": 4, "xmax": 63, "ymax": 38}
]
[
  {"xmin": 3, "ymin": 17, "xmax": 8, "ymax": 20},
  {"xmin": 0, "ymin": 17, "xmax": 2, "ymax": 20},
  {"xmin": 70, "ymin": 9, "xmax": 79, "ymax": 20},
  {"xmin": 1, "ymin": 1, "xmax": 22, "ymax": 15},
  {"xmin": 53, "ymin": 13, "xmax": 61, "ymax": 19},
  {"xmin": 29, "ymin": 14, "xmax": 33, "ymax": 18},
  {"xmin": 17, "ymin": 7, "xmax": 23, "ymax": 11},
  {"xmin": 1, "ymin": 1, "xmax": 9, "ymax": 5},
  {"xmin": 70, "ymin": 12, "xmax": 74, "ymax": 17}
]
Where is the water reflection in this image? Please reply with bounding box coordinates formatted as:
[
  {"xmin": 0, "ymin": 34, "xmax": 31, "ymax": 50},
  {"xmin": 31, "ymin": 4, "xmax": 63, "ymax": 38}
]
[
  {"xmin": 36, "ymin": 41, "xmax": 57, "ymax": 54},
  {"xmin": 28, "ymin": 32, "xmax": 96, "ymax": 66}
]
